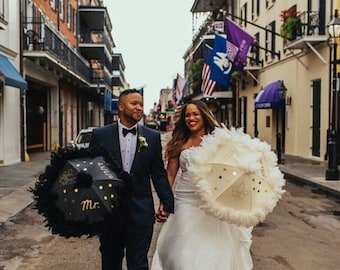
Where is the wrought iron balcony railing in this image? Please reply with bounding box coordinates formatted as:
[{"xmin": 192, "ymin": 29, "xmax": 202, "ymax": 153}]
[
  {"xmin": 23, "ymin": 17, "xmax": 91, "ymax": 83},
  {"xmin": 282, "ymin": 10, "xmax": 327, "ymax": 45},
  {"xmin": 299, "ymin": 10, "xmax": 325, "ymax": 36},
  {"xmin": 90, "ymin": 67, "xmax": 111, "ymax": 87}
]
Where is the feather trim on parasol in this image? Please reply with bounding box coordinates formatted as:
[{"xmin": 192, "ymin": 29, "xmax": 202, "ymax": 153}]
[{"xmin": 187, "ymin": 126, "xmax": 286, "ymax": 228}]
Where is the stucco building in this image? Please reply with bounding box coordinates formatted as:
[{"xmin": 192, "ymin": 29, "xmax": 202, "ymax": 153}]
[{"xmin": 184, "ymin": 0, "xmax": 340, "ymax": 168}]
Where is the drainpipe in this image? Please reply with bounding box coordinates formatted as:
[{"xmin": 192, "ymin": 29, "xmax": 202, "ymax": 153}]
[{"xmin": 20, "ymin": 0, "xmax": 30, "ymax": 162}]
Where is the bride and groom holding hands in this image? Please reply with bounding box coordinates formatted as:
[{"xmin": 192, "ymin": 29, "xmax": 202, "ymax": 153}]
[{"xmin": 90, "ymin": 89, "xmax": 266, "ymax": 270}]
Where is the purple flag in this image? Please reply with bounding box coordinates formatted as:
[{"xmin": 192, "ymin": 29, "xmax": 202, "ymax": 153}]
[{"xmin": 226, "ymin": 18, "xmax": 254, "ymax": 70}]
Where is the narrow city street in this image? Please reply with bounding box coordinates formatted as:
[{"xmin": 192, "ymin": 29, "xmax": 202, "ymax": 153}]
[
  {"xmin": 2, "ymin": 3, "xmax": 340, "ymax": 270},
  {"xmin": 0, "ymin": 180, "xmax": 339, "ymax": 270}
]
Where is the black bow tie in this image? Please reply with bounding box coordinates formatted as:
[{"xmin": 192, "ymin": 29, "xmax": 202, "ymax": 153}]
[{"xmin": 122, "ymin": 127, "xmax": 137, "ymax": 137}]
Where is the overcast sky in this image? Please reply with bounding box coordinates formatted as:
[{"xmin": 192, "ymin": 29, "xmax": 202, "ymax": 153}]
[{"xmin": 104, "ymin": 0, "xmax": 194, "ymax": 113}]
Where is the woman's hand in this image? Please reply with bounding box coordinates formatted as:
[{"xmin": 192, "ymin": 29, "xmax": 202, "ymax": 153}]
[{"xmin": 155, "ymin": 203, "xmax": 170, "ymax": 222}]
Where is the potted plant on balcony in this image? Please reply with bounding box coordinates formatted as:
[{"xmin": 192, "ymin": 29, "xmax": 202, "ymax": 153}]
[{"xmin": 280, "ymin": 8, "xmax": 302, "ymax": 43}]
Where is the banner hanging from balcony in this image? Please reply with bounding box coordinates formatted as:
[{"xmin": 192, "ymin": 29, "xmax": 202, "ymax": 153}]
[
  {"xmin": 210, "ymin": 34, "xmax": 233, "ymax": 88},
  {"xmin": 104, "ymin": 89, "xmax": 112, "ymax": 112},
  {"xmin": 254, "ymin": 80, "xmax": 286, "ymax": 109},
  {"xmin": 225, "ymin": 18, "xmax": 254, "ymax": 70}
]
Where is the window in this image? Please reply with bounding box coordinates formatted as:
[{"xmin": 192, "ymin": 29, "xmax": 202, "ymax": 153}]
[
  {"xmin": 266, "ymin": 116, "xmax": 271, "ymax": 127},
  {"xmin": 0, "ymin": 0, "xmax": 5, "ymax": 21},
  {"xmin": 266, "ymin": 0, "xmax": 275, "ymax": 9},
  {"xmin": 250, "ymin": 32, "xmax": 260, "ymax": 66},
  {"xmin": 59, "ymin": 0, "xmax": 64, "ymax": 20},
  {"xmin": 251, "ymin": 0, "xmax": 260, "ymax": 20},
  {"xmin": 265, "ymin": 21, "xmax": 276, "ymax": 62},
  {"xmin": 241, "ymin": 3, "xmax": 248, "ymax": 27},
  {"xmin": 50, "ymin": 0, "xmax": 56, "ymax": 10},
  {"xmin": 66, "ymin": 1, "xmax": 71, "ymax": 28},
  {"xmin": 73, "ymin": 9, "xmax": 77, "ymax": 36}
]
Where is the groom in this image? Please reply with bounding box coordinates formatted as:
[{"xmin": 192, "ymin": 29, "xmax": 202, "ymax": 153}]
[{"xmin": 90, "ymin": 89, "xmax": 174, "ymax": 270}]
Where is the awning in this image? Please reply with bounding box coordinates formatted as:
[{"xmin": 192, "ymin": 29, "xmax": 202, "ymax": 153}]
[
  {"xmin": 254, "ymin": 80, "xmax": 286, "ymax": 109},
  {"xmin": 0, "ymin": 54, "xmax": 28, "ymax": 90}
]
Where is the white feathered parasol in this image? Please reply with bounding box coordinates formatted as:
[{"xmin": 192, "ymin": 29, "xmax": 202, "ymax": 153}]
[{"xmin": 187, "ymin": 126, "xmax": 285, "ymax": 228}]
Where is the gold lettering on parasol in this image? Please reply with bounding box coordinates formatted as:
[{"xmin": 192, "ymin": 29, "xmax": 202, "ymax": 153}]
[
  {"xmin": 97, "ymin": 162, "xmax": 115, "ymax": 179},
  {"xmin": 81, "ymin": 199, "xmax": 100, "ymax": 211},
  {"xmin": 59, "ymin": 169, "xmax": 76, "ymax": 184}
]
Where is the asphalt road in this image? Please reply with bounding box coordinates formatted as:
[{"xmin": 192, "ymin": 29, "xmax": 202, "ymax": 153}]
[{"xmin": 0, "ymin": 181, "xmax": 339, "ymax": 270}]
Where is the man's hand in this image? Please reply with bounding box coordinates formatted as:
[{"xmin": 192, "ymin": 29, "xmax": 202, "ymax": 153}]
[{"xmin": 155, "ymin": 203, "xmax": 170, "ymax": 222}]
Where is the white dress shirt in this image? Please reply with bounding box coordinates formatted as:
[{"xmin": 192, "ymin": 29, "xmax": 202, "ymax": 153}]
[{"xmin": 118, "ymin": 121, "xmax": 137, "ymax": 173}]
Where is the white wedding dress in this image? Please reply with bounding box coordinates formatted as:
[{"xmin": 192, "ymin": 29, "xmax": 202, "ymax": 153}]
[{"xmin": 151, "ymin": 148, "xmax": 253, "ymax": 270}]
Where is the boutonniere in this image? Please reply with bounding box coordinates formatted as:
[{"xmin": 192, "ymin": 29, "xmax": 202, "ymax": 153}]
[{"xmin": 138, "ymin": 136, "xmax": 148, "ymax": 152}]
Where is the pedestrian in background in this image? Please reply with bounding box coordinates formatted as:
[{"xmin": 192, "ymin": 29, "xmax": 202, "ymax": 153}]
[
  {"xmin": 151, "ymin": 100, "xmax": 253, "ymax": 270},
  {"xmin": 90, "ymin": 89, "xmax": 174, "ymax": 270}
]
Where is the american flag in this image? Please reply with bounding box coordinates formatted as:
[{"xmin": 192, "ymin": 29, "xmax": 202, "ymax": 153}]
[
  {"xmin": 175, "ymin": 73, "xmax": 188, "ymax": 104},
  {"xmin": 201, "ymin": 44, "xmax": 216, "ymax": 96}
]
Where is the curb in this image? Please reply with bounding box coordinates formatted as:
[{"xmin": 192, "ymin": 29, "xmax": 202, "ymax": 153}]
[{"xmin": 281, "ymin": 170, "xmax": 340, "ymax": 198}]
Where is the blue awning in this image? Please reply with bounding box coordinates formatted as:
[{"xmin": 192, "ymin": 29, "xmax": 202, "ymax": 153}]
[
  {"xmin": 0, "ymin": 54, "xmax": 28, "ymax": 90},
  {"xmin": 254, "ymin": 80, "xmax": 286, "ymax": 109}
]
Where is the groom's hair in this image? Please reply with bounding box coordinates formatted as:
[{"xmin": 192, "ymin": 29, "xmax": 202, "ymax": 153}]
[{"xmin": 119, "ymin": 89, "xmax": 141, "ymax": 102}]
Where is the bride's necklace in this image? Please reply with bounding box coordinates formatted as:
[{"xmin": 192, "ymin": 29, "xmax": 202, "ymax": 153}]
[{"xmin": 189, "ymin": 133, "xmax": 204, "ymax": 147}]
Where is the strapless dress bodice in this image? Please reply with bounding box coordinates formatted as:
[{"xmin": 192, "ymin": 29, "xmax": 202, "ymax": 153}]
[{"xmin": 174, "ymin": 148, "xmax": 199, "ymax": 202}]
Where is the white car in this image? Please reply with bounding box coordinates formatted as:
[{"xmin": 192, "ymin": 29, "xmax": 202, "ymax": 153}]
[{"xmin": 68, "ymin": 127, "xmax": 97, "ymax": 149}]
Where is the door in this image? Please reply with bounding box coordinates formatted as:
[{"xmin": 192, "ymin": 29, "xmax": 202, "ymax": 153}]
[
  {"xmin": 311, "ymin": 80, "xmax": 321, "ymax": 157},
  {"xmin": 26, "ymin": 81, "xmax": 48, "ymax": 152}
]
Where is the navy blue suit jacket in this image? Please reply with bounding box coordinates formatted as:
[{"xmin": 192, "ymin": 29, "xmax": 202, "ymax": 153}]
[{"xmin": 90, "ymin": 122, "xmax": 174, "ymax": 226}]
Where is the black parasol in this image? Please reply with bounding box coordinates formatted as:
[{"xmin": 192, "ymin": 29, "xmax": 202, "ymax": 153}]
[{"xmin": 30, "ymin": 146, "xmax": 133, "ymax": 238}]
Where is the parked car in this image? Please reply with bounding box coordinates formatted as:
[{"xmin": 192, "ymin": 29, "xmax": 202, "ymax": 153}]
[
  {"xmin": 68, "ymin": 127, "xmax": 97, "ymax": 149},
  {"xmin": 145, "ymin": 121, "xmax": 159, "ymax": 130}
]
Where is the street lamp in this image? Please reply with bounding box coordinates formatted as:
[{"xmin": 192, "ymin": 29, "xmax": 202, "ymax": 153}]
[
  {"xmin": 278, "ymin": 82, "xmax": 287, "ymax": 101},
  {"xmin": 326, "ymin": 9, "xmax": 340, "ymax": 180}
]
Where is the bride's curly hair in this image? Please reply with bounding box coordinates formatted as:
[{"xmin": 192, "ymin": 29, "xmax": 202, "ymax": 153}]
[{"xmin": 165, "ymin": 100, "xmax": 219, "ymax": 159}]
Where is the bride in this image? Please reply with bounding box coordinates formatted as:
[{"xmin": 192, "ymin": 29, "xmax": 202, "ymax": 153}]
[{"xmin": 151, "ymin": 100, "xmax": 253, "ymax": 270}]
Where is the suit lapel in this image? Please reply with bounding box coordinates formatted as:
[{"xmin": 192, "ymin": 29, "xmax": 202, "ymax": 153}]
[
  {"xmin": 130, "ymin": 124, "xmax": 143, "ymax": 173},
  {"xmin": 112, "ymin": 122, "xmax": 123, "ymax": 168}
]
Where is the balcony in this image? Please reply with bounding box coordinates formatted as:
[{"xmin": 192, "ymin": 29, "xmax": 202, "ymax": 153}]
[
  {"xmin": 23, "ymin": 17, "xmax": 91, "ymax": 85},
  {"xmin": 112, "ymin": 53, "xmax": 126, "ymax": 88},
  {"xmin": 78, "ymin": 28, "xmax": 113, "ymax": 60},
  {"xmin": 282, "ymin": 11, "xmax": 328, "ymax": 51},
  {"xmin": 78, "ymin": 5, "xmax": 114, "ymax": 81},
  {"xmin": 190, "ymin": 0, "xmax": 226, "ymax": 13},
  {"xmin": 90, "ymin": 64, "xmax": 111, "ymax": 87},
  {"xmin": 112, "ymin": 70, "xmax": 125, "ymax": 87},
  {"xmin": 190, "ymin": 14, "xmax": 264, "ymax": 70},
  {"xmin": 78, "ymin": 4, "xmax": 114, "ymax": 56}
]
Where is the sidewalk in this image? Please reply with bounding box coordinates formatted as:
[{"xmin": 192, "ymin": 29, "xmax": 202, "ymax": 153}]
[
  {"xmin": 1, "ymin": 151, "xmax": 340, "ymax": 225},
  {"xmin": 279, "ymin": 154, "xmax": 340, "ymax": 197},
  {"xmin": 0, "ymin": 152, "xmax": 50, "ymax": 223}
]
